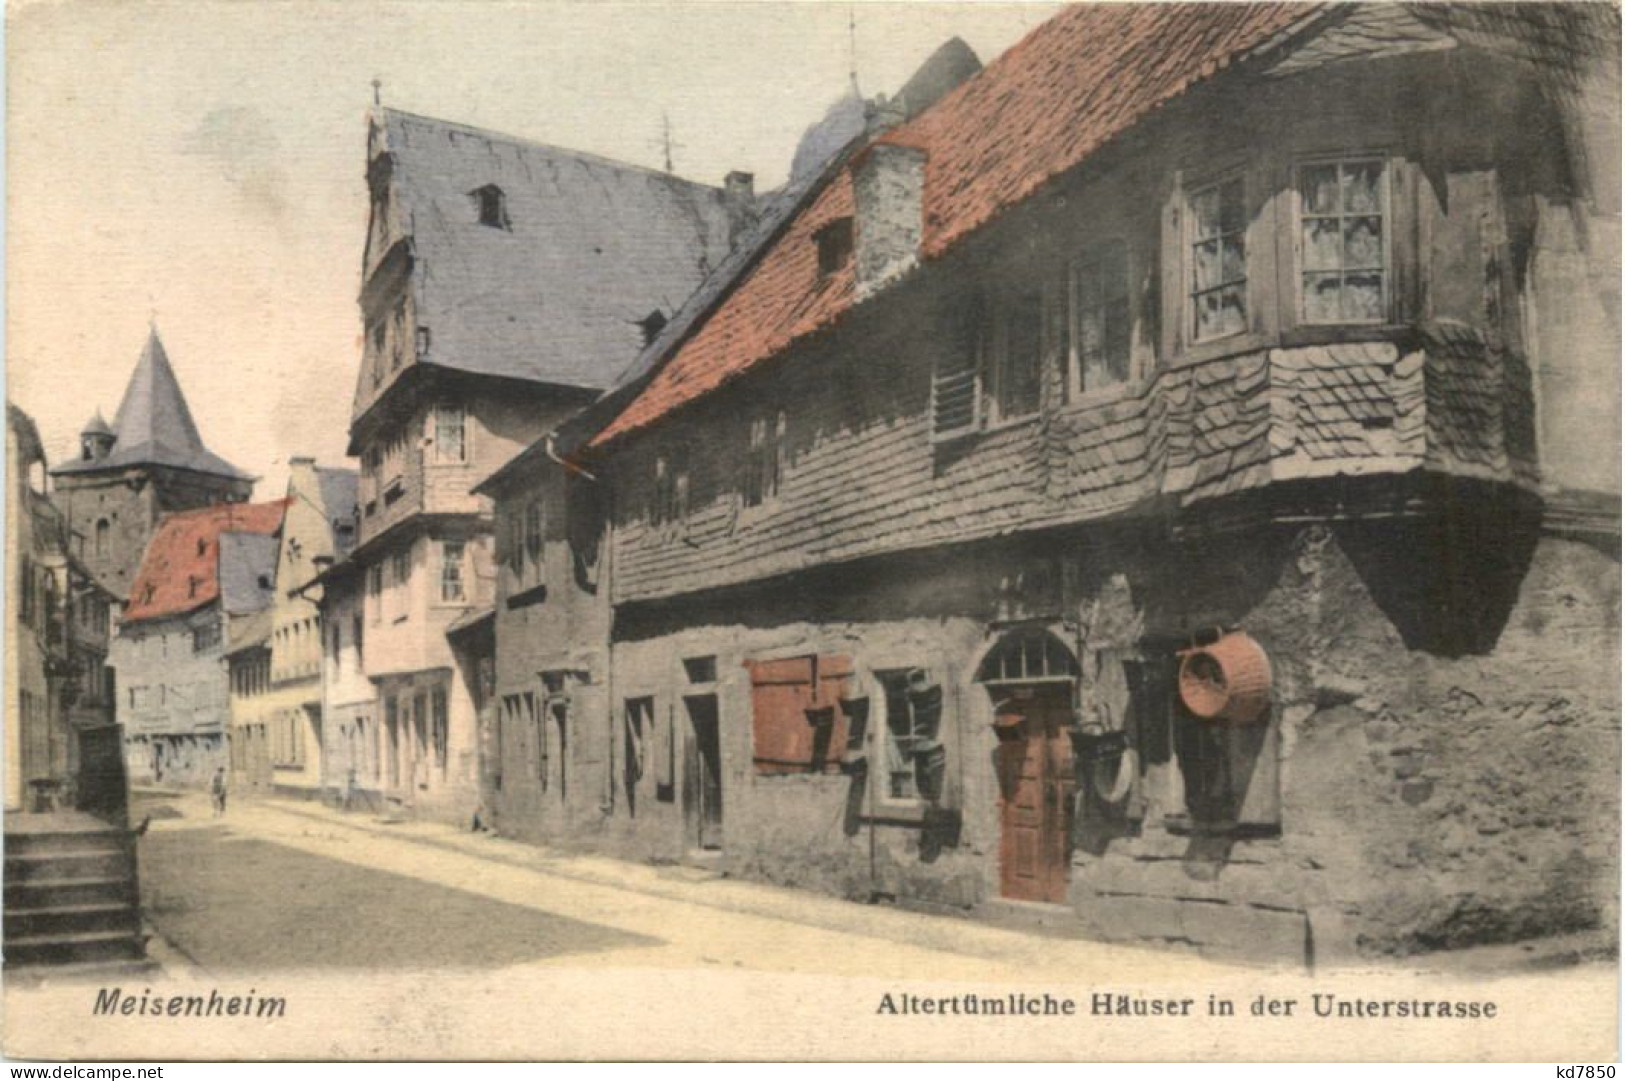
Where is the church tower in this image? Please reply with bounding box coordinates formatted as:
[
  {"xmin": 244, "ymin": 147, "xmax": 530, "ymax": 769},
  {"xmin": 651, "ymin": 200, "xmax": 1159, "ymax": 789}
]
[{"xmin": 51, "ymin": 329, "xmax": 254, "ymax": 600}]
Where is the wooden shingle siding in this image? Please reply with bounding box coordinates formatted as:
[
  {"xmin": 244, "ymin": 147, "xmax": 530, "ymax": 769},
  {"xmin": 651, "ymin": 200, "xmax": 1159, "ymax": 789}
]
[{"xmin": 612, "ymin": 327, "xmax": 1541, "ymax": 605}]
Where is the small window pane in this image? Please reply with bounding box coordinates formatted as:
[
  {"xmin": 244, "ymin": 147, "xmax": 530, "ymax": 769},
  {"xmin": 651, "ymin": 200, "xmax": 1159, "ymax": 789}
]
[
  {"xmin": 1345, "ymin": 273, "xmax": 1385, "ymax": 320},
  {"xmin": 1190, "ymin": 188, "xmax": 1221, "ymax": 236},
  {"xmin": 1196, "ymin": 291, "xmax": 1224, "ymax": 339},
  {"xmin": 1217, "ymin": 286, "xmax": 1246, "ymax": 337},
  {"xmin": 1220, "ymin": 238, "xmax": 1246, "ymax": 283},
  {"xmin": 1344, "ymin": 217, "xmax": 1383, "ymax": 268},
  {"xmin": 1303, "ymin": 273, "xmax": 1343, "ymax": 322},
  {"xmin": 1303, "ymin": 218, "xmax": 1342, "ymax": 271},
  {"xmin": 1192, "ymin": 239, "xmax": 1222, "ymax": 291},
  {"xmin": 1343, "ymin": 162, "xmax": 1383, "ymax": 213},
  {"xmin": 1300, "ymin": 165, "xmax": 1340, "ymax": 215}
]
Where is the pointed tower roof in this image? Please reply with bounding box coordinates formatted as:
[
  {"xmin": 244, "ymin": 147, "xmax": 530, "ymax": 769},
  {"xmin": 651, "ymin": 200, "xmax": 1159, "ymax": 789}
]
[
  {"xmin": 80, "ymin": 409, "xmax": 114, "ymax": 439},
  {"xmin": 53, "ymin": 329, "xmax": 251, "ymax": 479}
]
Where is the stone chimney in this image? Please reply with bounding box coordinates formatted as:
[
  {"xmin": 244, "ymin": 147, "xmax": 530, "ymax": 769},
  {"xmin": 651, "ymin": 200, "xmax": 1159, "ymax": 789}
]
[
  {"xmin": 852, "ymin": 142, "xmax": 927, "ymax": 301},
  {"xmin": 863, "ymin": 93, "xmax": 907, "ymax": 137},
  {"xmin": 724, "ymin": 170, "xmax": 757, "ymax": 250}
]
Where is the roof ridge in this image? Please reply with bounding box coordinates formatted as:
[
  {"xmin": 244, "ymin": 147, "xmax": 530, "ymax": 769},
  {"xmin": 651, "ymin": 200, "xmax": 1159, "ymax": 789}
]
[{"xmin": 379, "ymin": 105, "xmax": 728, "ymax": 193}]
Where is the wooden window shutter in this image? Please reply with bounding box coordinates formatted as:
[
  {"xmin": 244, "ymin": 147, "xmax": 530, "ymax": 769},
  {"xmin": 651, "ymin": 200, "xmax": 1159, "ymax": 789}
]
[
  {"xmin": 930, "ymin": 298, "xmax": 983, "ymax": 442},
  {"xmin": 747, "ymin": 655, "xmax": 854, "ymax": 774},
  {"xmin": 748, "ymin": 656, "xmax": 815, "ymax": 774}
]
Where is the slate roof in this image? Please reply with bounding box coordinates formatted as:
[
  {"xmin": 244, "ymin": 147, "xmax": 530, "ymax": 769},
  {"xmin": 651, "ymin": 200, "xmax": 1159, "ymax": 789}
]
[
  {"xmin": 218, "ymin": 531, "xmax": 280, "ymax": 616},
  {"xmin": 589, "ymin": 3, "xmax": 1326, "ymax": 448},
  {"xmin": 53, "ymin": 330, "xmax": 252, "ymax": 480},
  {"xmin": 123, "ymin": 500, "xmax": 288, "ymax": 624},
  {"xmin": 370, "ymin": 108, "xmax": 737, "ymax": 397},
  {"xmin": 313, "ymin": 466, "xmax": 361, "ymax": 558}
]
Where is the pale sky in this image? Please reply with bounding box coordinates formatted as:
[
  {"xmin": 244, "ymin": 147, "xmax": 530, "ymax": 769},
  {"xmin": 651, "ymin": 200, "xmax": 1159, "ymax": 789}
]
[{"xmin": 7, "ymin": 0, "xmax": 1057, "ymax": 496}]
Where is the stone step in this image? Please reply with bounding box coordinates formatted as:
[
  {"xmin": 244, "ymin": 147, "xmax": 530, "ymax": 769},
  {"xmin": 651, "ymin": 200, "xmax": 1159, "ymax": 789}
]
[
  {"xmin": 5, "ymin": 875, "xmax": 137, "ymax": 909},
  {"xmin": 5, "ymin": 848, "xmax": 132, "ymax": 883},
  {"xmin": 4, "ymin": 829, "xmax": 132, "ymax": 858},
  {"xmin": 4, "ymin": 902, "xmax": 140, "ymax": 940},
  {"xmin": 4, "ymin": 929, "xmax": 147, "ymax": 967},
  {"xmin": 5, "ymin": 956, "xmax": 159, "ymax": 986}
]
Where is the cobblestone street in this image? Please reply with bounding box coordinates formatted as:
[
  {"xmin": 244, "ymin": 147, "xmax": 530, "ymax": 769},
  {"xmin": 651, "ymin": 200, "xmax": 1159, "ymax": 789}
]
[{"xmin": 134, "ymin": 788, "xmax": 1235, "ymax": 983}]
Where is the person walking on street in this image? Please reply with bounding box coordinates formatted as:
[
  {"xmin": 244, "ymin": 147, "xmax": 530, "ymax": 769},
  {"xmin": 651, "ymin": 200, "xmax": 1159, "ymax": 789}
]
[{"xmin": 210, "ymin": 767, "xmax": 228, "ymax": 817}]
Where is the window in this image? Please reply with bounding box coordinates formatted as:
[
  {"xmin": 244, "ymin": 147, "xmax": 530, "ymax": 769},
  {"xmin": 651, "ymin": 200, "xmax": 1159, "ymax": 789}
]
[
  {"xmin": 391, "ymin": 301, "xmax": 408, "ymax": 370},
  {"xmin": 94, "ymin": 519, "xmax": 110, "ymax": 557},
  {"xmin": 637, "ymin": 310, "xmax": 668, "ymax": 347},
  {"xmin": 746, "ymin": 654, "xmax": 852, "ymax": 775},
  {"xmin": 1298, "ymin": 159, "xmax": 1386, "ymax": 324},
  {"xmin": 367, "ymin": 565, "xmax": 383, "ymax": 624},
  {"xmin": 352, "ymin": 614, "xmax": 363, "ymax": 668},
  {"xmin": 1189, "ymin": 177, "xmax": 1247, "ymax": 342},
  {"xmin": 523, "ymin": 502, "xmax": 543, "ymax": 578},
  {"xmin": 434, "ymin": 404, "xmax": 466, "ymax": 463},
  {"xmin": 192, "ymin": 621, "xmax": 221, "ymax": 654},
  {"xmin": 384, "ymin": 696, "xmax": 400, "ymax": 787},
  {"xmin": 986, "ymin": 289, "xmax": 1043, "ymax": 423},
  {"xmin": 19, "ymin": 557, "xmax": 35, "ymax": 626},
  {"xmin": 440, "ymin": 542, "xmax": 466, "ymax": 603},
  {"xmin": 525, "ymin": 691, "xmax": 545, "ymax": 791},
  {"xmin": 1073, "ymin": 240, "xmax": 1132, "ymax": 393},
  {"xmin": 930, "ymin": 300, "xmax": 984, "ymax": 441},
  {"xmin": 370, "ymin": 320, "xmax": 386, "ymax": 385},
  {"xmin": 815, "ymin": 217, "xmax": 854, "ymax": 277},
  {"xmin": 875, "ymin": 669, "xmax": 944, "ymax": 803},
  {"xmin": 390, "ymin": 549, "xmax": 412, "ymax": 621},
  {"xmin": 431, "ymin": 687, "xmax": 448, "ymax": 773},
  {"xmin": 623, "ymin": 697, "xmax": 654, "ymax": 813},
  {"xmin": 651, "ymin": 453, "xmax": 688, "ymax": 528},
  {"xmin": 473, "ymin": 184, "xmax": 508, "ymax": 229},
  {"xmin": 742, "ymin": 412, "xmax": 785, "ymax": 508}
]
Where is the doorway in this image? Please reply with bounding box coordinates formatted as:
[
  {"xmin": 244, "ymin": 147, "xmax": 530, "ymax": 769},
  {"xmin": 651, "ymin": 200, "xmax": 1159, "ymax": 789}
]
[
  {"xmin": 994, "ymin": 685, "xmax": 1075, "ymax": 903},
  {"xmin": 683, "ymin": 694, "xmax": 723, "ymax": 851},
  {"xmin": 978, "ymin": 627, "xmax": 1081, "ymax": 906}
]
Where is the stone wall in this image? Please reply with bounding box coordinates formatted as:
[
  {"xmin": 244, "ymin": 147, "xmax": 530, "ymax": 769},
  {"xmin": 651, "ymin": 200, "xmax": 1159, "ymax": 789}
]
[{"xmin": 600, "ymin": 508, "xmax": 1619, "ymax": 965}]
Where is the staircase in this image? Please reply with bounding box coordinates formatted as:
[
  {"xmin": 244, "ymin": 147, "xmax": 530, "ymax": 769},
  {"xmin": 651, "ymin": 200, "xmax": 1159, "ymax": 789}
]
[{"xmin": 4, "ymin": 813, "xmax": 152, "ymax": 981}]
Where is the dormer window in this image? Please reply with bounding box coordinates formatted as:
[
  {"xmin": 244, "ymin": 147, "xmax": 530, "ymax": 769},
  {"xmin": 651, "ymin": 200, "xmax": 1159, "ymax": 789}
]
[
  {"xmin": 637, "ymin": 310, "xmax": 668, "ymax": 347},
  {"xmin": 815, "ymin": 218, "xmax": 854, "ymax": 278},
  {"xmin": 473, "ymin": 185, "xmax": 509, "ymax": 230}
]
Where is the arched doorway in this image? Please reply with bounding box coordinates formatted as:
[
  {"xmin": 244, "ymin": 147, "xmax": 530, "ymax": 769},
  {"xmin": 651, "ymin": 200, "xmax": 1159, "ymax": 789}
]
[{"xmin": 977, "ymin": 627, "xmax": 1079, "ymax": 905}]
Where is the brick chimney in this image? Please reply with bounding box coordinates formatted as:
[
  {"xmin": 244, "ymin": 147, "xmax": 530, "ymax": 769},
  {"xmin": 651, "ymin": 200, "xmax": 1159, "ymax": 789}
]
[
  {"xmin": 724, "ymin": 170, "xmax": 757, "ymax": 250},
  {"xmin": 852, "ymin": 142, "xmax": 926, "ymax": 301}
]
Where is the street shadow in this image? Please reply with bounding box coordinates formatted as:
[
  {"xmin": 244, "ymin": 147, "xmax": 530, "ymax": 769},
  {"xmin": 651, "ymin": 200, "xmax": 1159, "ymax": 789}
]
[{"xmin": 139, "ymin": 826, "xmax": 661, "ymax": 971}]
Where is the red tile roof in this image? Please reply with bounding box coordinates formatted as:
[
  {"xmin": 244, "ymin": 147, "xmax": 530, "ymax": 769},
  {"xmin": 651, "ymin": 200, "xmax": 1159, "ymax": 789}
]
[
  {"xmin": 123, "ymin": 500, "xmax": 289, "ymax": 624},
  {"xmin": 590, "ymin": 2, "xmax": 1322, "ymax": 448}
]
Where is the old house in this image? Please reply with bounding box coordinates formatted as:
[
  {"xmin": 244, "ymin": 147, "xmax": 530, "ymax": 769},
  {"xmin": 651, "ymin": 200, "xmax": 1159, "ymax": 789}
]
[
  {"xmin": 472, "ymin": 35, "xmax": 985, "ymax": 850},
  {"xmin": 6, "ymin": 404, "xmax": 120, "ymax": 815},
  {"xmin": 223, "ymin": 532, "xmax": 279, "ymax": 796},
  {"xmin": 316, "ymin": 106, "xmax": 742, "ymax": 825},
  {"xmin": 226, "ymin": 460, "xmax": 357, "ymax": 800},
  {"xmin": 51, "ymin": 329, "xmax": 255, "ymax": 602},
  {"xmin": 548, "ymin": 4, "xmax": 1619, "ymax": 963},
  {"xmin": 114, "ymin": 500, "xmax": 288, "ymax": 787}
]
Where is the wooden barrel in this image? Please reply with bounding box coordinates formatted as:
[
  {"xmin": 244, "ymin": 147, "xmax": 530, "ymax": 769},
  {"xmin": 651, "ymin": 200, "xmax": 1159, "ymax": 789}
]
[{"xmin": 1178, "ymin": 631, "xmax": 1272, "ymax": 723}]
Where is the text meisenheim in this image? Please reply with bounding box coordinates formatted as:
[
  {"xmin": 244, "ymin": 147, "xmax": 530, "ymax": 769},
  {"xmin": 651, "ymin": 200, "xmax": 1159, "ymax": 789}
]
[{"xmin": 93, "ymin": 987, "xmax": 286, "ymax": 1019}]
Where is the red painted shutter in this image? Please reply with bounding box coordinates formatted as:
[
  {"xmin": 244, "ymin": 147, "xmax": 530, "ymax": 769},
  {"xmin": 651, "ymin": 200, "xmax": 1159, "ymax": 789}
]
[{"xmin": 748, "ymin": 656, "xmax": 816, "ymax": 774}]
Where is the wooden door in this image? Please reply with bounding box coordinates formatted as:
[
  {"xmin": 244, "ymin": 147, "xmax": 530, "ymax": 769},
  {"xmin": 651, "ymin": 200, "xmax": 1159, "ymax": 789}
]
[{"xmin": 997, "ymin": 690, "xmax": 1075, "ymax": 903}]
